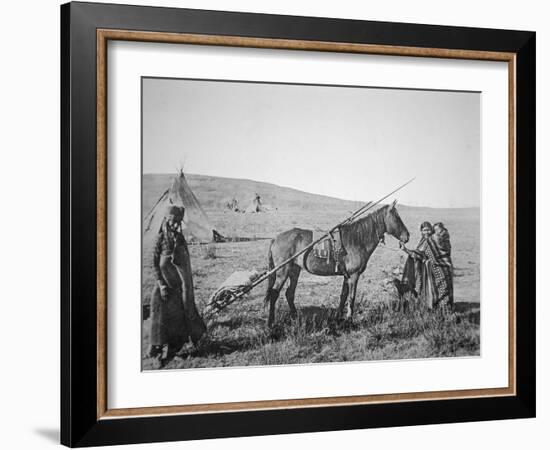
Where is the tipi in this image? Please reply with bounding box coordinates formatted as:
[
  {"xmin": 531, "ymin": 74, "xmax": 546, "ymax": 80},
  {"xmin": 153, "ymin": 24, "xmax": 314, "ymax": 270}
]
[
  {"xmin": 244, "ymin": 193, "xmax": 268, "ymax": 213},
  {"xmin": 144, "ymin": 170, "xmax": 221, "ymax": 242}
]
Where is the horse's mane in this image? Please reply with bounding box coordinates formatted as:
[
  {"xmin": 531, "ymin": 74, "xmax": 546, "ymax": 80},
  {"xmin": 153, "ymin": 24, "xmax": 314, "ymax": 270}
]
[{"xmin": 341, "ymin": 205, "xmax": 388, "ymax": 248}]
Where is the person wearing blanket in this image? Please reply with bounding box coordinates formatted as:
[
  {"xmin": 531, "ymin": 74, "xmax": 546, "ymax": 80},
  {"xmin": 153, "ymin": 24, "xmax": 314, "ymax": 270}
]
[
  {"xmin": 399, "ymin": 221, "xmax": 454, "ymax": 309},
  {"xmin": 148, "ymin": 205, "xmax": 206, "ymax": 363}
]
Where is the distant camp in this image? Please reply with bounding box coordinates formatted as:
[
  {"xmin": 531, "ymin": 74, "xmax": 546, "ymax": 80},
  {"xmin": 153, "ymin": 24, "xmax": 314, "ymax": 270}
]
[{"xmin": 244, "ymin": 193, "xmax": 275, "ymax": 213}]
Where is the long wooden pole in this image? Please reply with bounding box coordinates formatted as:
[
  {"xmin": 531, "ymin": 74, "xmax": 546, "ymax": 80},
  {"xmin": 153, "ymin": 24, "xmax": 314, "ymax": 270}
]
[{"xmin": 143, "ymin": 189, "xmax": 169, "ymax": 232}]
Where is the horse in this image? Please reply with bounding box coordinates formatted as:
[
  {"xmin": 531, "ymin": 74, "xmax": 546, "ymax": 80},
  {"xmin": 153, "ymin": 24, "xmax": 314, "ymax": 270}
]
[{"xmin": 263, "ymin": 202, "xmax": 410, "ymax": 327}]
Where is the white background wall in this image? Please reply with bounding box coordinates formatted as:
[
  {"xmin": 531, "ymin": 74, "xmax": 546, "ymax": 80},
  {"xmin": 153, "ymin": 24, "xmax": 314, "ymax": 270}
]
[{"xmin": 0, "ymin": 0, "xmax": 545, "ymax": 448}]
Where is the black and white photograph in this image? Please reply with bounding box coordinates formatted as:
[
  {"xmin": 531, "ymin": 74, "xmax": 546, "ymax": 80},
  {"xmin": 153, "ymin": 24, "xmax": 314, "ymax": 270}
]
[
  {"xmin": 141, "ymin": 77, "xmax": 481, "ymax": 370},
  {"xmin": 0, "ymin": 0, "xmax": 543, "ymax": 447}
]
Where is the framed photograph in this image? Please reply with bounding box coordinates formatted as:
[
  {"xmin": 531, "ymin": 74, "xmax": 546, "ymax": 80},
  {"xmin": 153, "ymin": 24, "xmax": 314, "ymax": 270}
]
[{"xmin": 61, "ymin": 2, "xmax": 535, "ymax": 447}]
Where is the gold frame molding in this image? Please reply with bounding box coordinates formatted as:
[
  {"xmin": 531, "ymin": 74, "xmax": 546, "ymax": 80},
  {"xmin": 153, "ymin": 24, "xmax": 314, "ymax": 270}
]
[{"xmin": 96, "ymin": 29, "xmax": 516, "ymax": 420}]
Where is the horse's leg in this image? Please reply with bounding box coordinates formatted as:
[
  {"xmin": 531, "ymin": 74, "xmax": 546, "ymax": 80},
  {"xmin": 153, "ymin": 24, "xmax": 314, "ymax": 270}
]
[
  {"xmin": 337, "ymin": 277, "xmax": 350, "ymax": 318},
  {"xmin": 285, "ymin": 264, "xmax": 301, "ymax": 318},
  {"xmin": 267, "ymin": 269, "xmax": 289, "ymax": 327},
  {"xmin": 346, "ymin": 272, "xmax": 360, "ymax": 320}
]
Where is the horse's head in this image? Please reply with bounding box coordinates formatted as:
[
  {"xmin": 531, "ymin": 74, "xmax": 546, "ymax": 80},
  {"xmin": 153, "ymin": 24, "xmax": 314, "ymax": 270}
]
[{"xmin": 384, "ymin": 200, "xmax": 410, "ymax": 243}]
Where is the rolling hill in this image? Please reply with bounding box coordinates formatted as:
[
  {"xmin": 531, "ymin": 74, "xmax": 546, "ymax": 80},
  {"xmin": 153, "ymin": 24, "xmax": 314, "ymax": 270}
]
[
  {"xmin": 143, "ymin": 173, "xmax": 478, "ymax": 220},
  {"xmin": 143, "ymin": 173, "xmax": 366, "ymax": 215}
]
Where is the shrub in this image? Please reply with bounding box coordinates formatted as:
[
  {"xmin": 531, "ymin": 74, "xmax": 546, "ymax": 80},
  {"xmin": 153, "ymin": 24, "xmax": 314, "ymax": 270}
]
[
  {"xmin": 362, "ymin": 303, "xmax": 391, "ymax": 348},
  {"xmin": 422, "ymin": 309, "xmax": 480, "ymax": 356}
]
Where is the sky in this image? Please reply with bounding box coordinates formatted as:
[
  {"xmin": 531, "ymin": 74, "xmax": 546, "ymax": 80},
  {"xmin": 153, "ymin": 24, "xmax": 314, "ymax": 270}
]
[{"xmin": 142, "ymin": 77, "xmax": 480, "ymax": 208}]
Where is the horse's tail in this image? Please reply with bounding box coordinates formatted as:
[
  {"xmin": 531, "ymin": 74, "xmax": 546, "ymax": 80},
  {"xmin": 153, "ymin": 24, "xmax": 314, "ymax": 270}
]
[{"xmin": 264, "ymin": 240, "xmax": 276, "ymax": 304}]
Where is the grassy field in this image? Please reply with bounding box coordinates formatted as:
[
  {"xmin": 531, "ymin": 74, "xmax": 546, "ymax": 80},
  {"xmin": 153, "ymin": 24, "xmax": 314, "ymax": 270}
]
[{"xmin": 141, "ymin": 173, "xmax": 480, "ymax": 370}]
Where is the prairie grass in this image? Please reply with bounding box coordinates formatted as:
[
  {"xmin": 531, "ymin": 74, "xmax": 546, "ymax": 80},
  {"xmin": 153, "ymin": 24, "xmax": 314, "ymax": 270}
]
[
  {"xmin": 142, "ymin": 298, "xmax": 479, "ymax": 370},
  {"xmin": 141, "ymin": 173, "xmax": 480, "ymax": 370}
]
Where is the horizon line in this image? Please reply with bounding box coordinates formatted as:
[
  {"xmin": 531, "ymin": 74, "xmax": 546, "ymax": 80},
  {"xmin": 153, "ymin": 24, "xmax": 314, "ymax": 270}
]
[{"xmin": 143, "ymin": 171, "xmax": 481, "ymax": 210}]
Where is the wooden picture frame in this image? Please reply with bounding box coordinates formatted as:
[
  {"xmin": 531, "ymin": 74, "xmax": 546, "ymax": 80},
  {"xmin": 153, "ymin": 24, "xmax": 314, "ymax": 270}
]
[{"xmin": 61, "ymin": 2, "xmax": 535, "ymax": 447}]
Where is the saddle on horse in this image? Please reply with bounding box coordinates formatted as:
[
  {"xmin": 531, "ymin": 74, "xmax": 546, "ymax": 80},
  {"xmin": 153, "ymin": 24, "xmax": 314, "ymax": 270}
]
[{"xmin": 304, "ymin": 228, "xmax": 348, "ymax": 276}]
